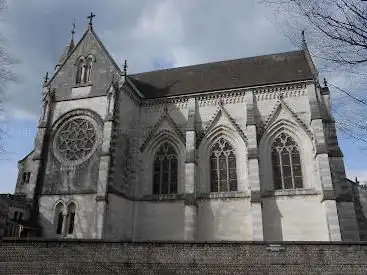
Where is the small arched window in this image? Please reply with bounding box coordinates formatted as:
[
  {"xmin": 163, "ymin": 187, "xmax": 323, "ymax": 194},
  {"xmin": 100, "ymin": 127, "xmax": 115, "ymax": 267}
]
[
  {"xmin": 76, "ymin": 59, "xmax": 84, "ymax": 84},
  {"xmin": 271, "ymin": 133, "xmax": 303, "ymax": 190},
  {"xmin": 84, "ymin": 58, "xmax": 93, "ymax": 83},
  {"xmin": 210, "ymin": 137, "xmax": 237, "ymax": 192},
  {"xmin": 55, "ymin": 203, "xmax": 64, "ymax": 235},
  {"xmin": 66, "ymin": 203, "xmax": 76, "ymax": 235},
  {"xmin": 153, "ymin": 142, "xmax": 178, "ymax": 195}
]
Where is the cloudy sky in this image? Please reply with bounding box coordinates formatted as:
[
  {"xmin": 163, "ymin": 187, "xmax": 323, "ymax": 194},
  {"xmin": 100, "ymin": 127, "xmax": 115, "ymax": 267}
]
[{"xmin": 0, "ymin": 0, "xmax": 366, "ymax": 193}]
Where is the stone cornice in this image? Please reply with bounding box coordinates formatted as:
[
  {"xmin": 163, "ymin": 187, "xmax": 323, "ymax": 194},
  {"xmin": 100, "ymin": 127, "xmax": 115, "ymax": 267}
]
[
  {"xmin": 140, "ymin": 81, "xmax": 312, "ymax": 108},
  {"xmin": 254, "ymin": 83, "xmax": 307, "ymax": 101}
]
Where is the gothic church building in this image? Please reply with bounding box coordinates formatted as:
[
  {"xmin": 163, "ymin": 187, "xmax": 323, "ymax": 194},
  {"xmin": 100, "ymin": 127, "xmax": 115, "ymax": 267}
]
[{"xmin": 15, "ymin": 20, "xmax": 362, "ymax": 241}]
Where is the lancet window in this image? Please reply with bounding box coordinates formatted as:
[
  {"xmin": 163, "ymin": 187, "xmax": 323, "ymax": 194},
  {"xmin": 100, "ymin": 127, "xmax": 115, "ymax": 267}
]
[
  {"xmin": 210, "ymin": 138, "xmax": 237, "ymax": 192},
  {"xmin": 84, "ymin": 57, "xmax": 93, "ymax": 83},
  {"xmin": 76, "ymin": 58, "xmax": 85, "ymax": 84},
  {"xmin": 271, "ymin": 133, "xmax": 303, "ymax": 190},
  {"xmin": 66, "ymin": 203, "xmax": 76, "ymax": 235},
  {"xmin": 55, "ymin": 203, "xmax": 64, "ymax": 235},
  {"xmin": 153, "ymin": 142, "xmax": 178, "ymax": 195}
]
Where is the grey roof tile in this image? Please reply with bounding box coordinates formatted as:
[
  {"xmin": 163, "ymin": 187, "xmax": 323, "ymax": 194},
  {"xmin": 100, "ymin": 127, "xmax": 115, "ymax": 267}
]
[{"xmin": 129, "ymin": 50, "xmax": 313, "ymax": 98}]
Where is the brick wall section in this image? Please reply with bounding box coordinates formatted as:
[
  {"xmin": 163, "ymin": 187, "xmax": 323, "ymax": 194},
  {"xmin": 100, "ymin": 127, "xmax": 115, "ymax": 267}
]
[{"xmin": 0, "ymin": 240, "xmax": 366, "ymax": 274}]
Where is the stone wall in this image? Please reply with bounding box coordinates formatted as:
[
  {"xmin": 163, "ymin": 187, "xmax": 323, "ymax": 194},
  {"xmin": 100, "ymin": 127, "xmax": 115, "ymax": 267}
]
[
  {"xmin": 0, "ymin": 239, "xmax": 366, "ymax": 274},
  {"xmin": 262, "ymin": 194, "xmax": 329, "ymax": 241}
]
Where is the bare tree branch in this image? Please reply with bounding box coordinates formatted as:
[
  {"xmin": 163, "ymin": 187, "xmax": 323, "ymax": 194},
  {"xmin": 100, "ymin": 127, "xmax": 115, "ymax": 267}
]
[
  {"xmin": 0, "ymin": 0, "xmax": 18, "ymax": 155},
  {"xmin": 260, "ymin": 0, "xmax": 367, "ymax": 146}
]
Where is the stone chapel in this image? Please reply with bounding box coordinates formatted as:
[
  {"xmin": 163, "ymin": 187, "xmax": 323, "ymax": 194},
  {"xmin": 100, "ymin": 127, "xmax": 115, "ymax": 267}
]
[{"xmin": 13, "ymin": 18, "xmax": 364, "ymax": 242}]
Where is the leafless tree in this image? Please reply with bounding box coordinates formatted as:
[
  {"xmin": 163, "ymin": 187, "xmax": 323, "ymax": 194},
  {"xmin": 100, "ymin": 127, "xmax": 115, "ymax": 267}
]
[
  {"xmin": 0, "ymin": 0, "xmax": 17, "ymax": 155},
  {"xmin": 260, "ymin": 0, "xmax": 367, "ymax": 148}
]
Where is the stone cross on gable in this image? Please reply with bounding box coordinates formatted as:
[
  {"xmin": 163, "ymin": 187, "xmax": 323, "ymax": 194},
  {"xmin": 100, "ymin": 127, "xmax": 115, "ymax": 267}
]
[
  {"xmin": 87, "ymin": 12, "xmax": 96, "ymax": 26},
  {"xmin": 123, "ymin": 59, "xmax": 128, "ymax": 76}
]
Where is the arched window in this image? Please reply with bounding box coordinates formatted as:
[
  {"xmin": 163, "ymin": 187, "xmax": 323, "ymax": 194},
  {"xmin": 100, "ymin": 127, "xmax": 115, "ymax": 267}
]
[
  {"xmin": 210, "ymin": 137, "xmax": 237, "ymax": 192},
  {"xmin": 66, "ymin": 203, "xmax": 76, "ymax": 235},
  {"xmin": 76, "ymin": 59, "xmax": 84, "ymax": 84},
  {"xmin": 84, "ymin": 58, "xmax": 93, "ymax": 83},
  {"xmin": 271, "ymin": 133, "xmax": 303, "ymax": 190},
  {"xmin": 153, "ymin": 142, "xmax": 178, "ymax": 194},
  {"xmin": 55, "ymin": 203, "xmax": 64, "ymax": 235}
]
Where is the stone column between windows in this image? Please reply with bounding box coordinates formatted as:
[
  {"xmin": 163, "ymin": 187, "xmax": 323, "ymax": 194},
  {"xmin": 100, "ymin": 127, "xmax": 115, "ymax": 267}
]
[
  {"xmin": 95, "ymin": 117, "xmax": 113, "ymax": 239},
  {"xmin": 246, "ymin": 91, "xmax": 264, "ymax": 241},
  {"xmin": 183, "ymin": 98, "xmax": 197, "ymax": 241}
]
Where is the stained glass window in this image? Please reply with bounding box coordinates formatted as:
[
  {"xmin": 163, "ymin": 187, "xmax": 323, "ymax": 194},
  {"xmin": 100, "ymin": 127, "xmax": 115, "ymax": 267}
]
[
  {"xmin": 153, "ymin": 142, "xmax": 178, "ymax": 195},
  {"xmin": 271, "ymin": 133, "xmax": 303, "ymax": 190},
  {"xmin": 210, "ymin": 138, "xmax": 237, "ymax": 192}
]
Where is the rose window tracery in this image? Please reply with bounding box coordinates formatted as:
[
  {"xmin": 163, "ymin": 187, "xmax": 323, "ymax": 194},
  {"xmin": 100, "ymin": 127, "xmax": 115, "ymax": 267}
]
[{"xmin": 53, "ymin": 117, "xmax": 99, "ymax": 165}]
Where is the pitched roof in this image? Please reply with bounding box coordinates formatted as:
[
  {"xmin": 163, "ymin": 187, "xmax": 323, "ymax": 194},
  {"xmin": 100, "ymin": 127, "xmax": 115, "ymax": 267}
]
[{"xmin": 129, "ymin": 50, "xmax": 314, "ymax": 98}]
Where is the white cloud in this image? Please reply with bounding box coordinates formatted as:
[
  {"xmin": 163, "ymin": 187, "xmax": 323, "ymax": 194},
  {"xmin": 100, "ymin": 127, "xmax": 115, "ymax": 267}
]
[{"xmin": 346, "ymin": 170, "xmax": 367, "ymax": 185}]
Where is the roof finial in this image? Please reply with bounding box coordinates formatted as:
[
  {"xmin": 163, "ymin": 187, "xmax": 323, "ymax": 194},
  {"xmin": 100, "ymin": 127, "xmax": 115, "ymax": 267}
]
[
  {"xmin": 71, "ymin": 20, "xmax": 76, "ymax": 40},
  {"xmin": 43, "ymin": 71, "xmax": 49, "ymax": 85},
  {"xmin": 301, "ymin": 30, "xmax": 307, "ymax": 50},
  {"xmin": 87, "ymin": 12, "xmax": 96, "ymax": 28},
  {"xmin": 323, "ymin": 77, "xmax": 328, "ymax": 87},
  {"xmin": 123, "ymin": 59, "xmax": 128, "ymax": 76}
]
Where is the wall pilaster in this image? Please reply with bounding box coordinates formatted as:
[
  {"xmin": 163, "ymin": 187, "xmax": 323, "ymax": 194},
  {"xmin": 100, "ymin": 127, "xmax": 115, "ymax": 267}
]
[
  {"xmin": 183, "ymin": 98, "xmax": 197, "ymax": 240},
  {"xmin": 29, "ymin": 86, "xmax": 54, "ymax": 201},
  {"xmin": 246, "ymin": 91, "xmax": 263, "ymax": 241},
  {"xmin": 308, "ymin": 83, "xmax": 342, "ymax": 240},
  {"xmin": 95, "ymin": 84, "xmax": 117, "ymax": 239}
]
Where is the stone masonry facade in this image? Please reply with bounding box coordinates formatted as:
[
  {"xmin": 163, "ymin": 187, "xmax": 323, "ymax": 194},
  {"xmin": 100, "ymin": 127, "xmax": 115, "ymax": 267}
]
[{"xmin": 14, "ymin": 21, "xmax": 366, "ymax": 242}]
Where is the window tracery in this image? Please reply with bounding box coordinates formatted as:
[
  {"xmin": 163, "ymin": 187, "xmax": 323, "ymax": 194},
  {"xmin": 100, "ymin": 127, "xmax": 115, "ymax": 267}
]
[
  {"xmin": 53, "ymin": 116, "xmax": 98, "ymax": 165},
  {"xmin": 271, "ymin": 133, "xmax": 303, "ymax": 190},
  {"xmin": 153, "ymin": 142, "xmax": 178, "ymax": 195},
  {"xmin": 75, "ymin": 56, "xmax": 94, "ymax": 84},
  {"xmin": 210, "ymin": 137, "xmax": 237, "ymax": 192}
]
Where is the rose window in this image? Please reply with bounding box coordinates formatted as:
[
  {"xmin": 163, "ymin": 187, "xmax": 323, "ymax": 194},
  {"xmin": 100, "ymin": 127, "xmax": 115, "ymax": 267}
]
[{"xmin": 53, "ymin": 117, "xmax": 98, "ymax": 165}]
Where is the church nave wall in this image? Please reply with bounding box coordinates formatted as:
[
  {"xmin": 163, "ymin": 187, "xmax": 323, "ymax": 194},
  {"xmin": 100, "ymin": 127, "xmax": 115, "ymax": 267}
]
[
  {"xmin": 104, "ymin": 194, "xmax": 133, "ymax": 240},
  {"xmin": 133, "ymin": 201, "xmax": 185, "ymax": 240},
  {"xmin": 262, "ymin": 195, "xmax": 329, "ymax": 241},
  {"xmin": 196, "ymin": 198, "xmax": 252, "ymax": 241}
]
